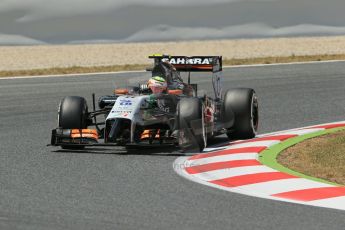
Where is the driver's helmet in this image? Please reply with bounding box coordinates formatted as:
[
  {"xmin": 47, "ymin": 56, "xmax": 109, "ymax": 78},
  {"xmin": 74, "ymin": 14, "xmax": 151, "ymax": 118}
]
[{"xmin": 147, "ymin": 76, "xmax": 167, "ymax": 94}]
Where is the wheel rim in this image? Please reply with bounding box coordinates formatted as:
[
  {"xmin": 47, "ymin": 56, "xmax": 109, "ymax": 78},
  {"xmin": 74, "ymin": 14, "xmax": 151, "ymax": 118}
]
[
  {"xmin": 251, "ymin": 94, "xmax": 259, "ymax": 134},
  {"xmin": 201, "ymin": 104, "xmax": 207, "ymax": 149}
]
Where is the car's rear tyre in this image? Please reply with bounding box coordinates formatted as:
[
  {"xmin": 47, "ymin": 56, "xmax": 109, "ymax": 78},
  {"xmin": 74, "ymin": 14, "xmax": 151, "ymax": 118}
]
[
  {"xmin": 58, "ymin": 96, "xmax": 89, "ymax": 149},
  {"xmin": 223, "ymin": 88, "xmax": 259, "ymax": 139},
  {"xmin": 178, "ymin": 98, "xmax": 206, "ymax": 152}
]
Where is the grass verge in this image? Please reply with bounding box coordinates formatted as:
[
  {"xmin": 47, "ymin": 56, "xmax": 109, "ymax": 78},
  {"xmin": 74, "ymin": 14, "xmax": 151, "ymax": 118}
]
[
  {"xmin": 277, "ymin": 129, "xmax": 345, "ymax": 185},
  {"xmin": 2, "ymin": 54, "xmax": 345, "ymax": 78}
]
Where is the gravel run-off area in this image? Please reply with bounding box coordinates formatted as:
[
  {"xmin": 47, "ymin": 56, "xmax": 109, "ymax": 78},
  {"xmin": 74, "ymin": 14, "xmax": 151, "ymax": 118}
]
[{"xmin": 2, "ymin": 36, "xmax": 345, "ymax": 71}]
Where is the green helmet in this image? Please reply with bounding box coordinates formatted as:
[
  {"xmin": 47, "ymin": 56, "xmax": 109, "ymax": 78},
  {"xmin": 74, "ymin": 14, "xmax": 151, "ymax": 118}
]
[{"xmin": 148, "ymin": 76, "xmax": 167, "ymax": 94}]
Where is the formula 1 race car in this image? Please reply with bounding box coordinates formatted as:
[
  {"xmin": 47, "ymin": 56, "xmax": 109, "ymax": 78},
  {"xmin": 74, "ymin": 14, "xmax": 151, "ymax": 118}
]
[{"xmin": 50, "ymin": 54, "xmax": 259, "ymax": 152}]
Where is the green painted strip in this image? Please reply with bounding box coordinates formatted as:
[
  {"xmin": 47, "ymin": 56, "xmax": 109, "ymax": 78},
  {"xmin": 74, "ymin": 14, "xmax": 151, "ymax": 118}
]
[{"xmin": 259, "ymin": 127, "xmax": 345, "ymax": 186}]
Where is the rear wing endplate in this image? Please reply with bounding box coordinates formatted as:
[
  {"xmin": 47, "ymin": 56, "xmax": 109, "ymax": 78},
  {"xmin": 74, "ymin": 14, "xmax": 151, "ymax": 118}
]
[{"xmin": 149, "ymin": 54, "xmax": 222, "ymax": 73}]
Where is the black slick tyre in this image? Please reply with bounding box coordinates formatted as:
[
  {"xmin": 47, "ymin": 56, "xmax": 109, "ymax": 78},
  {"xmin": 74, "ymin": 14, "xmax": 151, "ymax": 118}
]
[
  {"xmin": 223, "ymin": 88, "xmax": 259, "ymax": 139},
  {"xmin": 58, "ymin": 96, "xmax": 89, "ymax": 149},
  {"xmin": 178, "ymin": 98, "xmax": 206, "ymax": 152}
]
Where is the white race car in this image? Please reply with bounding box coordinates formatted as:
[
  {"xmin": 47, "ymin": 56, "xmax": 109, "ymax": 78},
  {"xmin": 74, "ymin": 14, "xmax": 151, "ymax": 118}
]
[{"xmin": 50, "ymin": 55, "xmax": 259, "ymax": 152}]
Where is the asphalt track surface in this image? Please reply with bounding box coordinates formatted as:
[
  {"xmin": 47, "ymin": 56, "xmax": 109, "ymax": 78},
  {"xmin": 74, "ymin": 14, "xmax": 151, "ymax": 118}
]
[{"xmin": 1, "ymin": 62, "xmax": 345, "ymax": 230}]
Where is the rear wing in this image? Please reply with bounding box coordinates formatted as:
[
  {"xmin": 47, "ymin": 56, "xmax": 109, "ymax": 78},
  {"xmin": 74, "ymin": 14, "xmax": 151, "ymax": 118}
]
[
  {"xmin": 149, "ymin": 55, "xmax": 222, "ymax": 73},
  {"xmin": 149, "ymin": 54, "xmax": 223, "ymax": 99}
]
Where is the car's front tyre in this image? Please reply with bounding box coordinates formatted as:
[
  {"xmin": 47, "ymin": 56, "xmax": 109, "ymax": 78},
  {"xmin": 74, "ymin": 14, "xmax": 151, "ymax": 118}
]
[
  {"xmin": 178, "ymin": 98, "xmax": 206, "ymax": 152},
  {"xmin": 58, "ymin": 96, "xmax": 89, "ymax": 149}
]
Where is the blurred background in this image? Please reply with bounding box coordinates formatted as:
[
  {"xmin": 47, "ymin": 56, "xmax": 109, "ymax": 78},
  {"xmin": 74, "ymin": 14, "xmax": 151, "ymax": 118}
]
[{"xmin": 1, "ymin": 0, "xmax": 345, "ymax": 45}]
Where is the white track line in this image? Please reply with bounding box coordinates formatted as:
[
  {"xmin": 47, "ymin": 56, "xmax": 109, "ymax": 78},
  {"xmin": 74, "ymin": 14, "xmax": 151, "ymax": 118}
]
[
  {"xmin": 224, "ymin": 59, "xmax": 345, "ymax": 69},
  {"xmin": 191, "ymin": 165, "xmax": 277, "ymax": 181},
  {"xmin": 0, "ymin": 70, "xmax": 145, "ymax": 80},
  {"xmin": 266, "ymin": 128, "xmax": 324, "ymax": 136},
  {"xmin": 2, "ymin": 59, "xmax": 345, "ymax": 80},
  {"xmin": 185, "ymin": 153, "xmax": 258, "ymax": 166},
  {"xmin": 309, "ymin": 196, "xmax": 345, "ymax": 209},
  {"xmin": 236, "ymin": 178, "xmax": 333, "ymax": 195},
  {"xmin": 257, "ymin": 121, "xmax": 345, "ymax": 137},
  {"xmin": 225, "ymin": 140, "xmax": 280, "ymax": 149}
]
